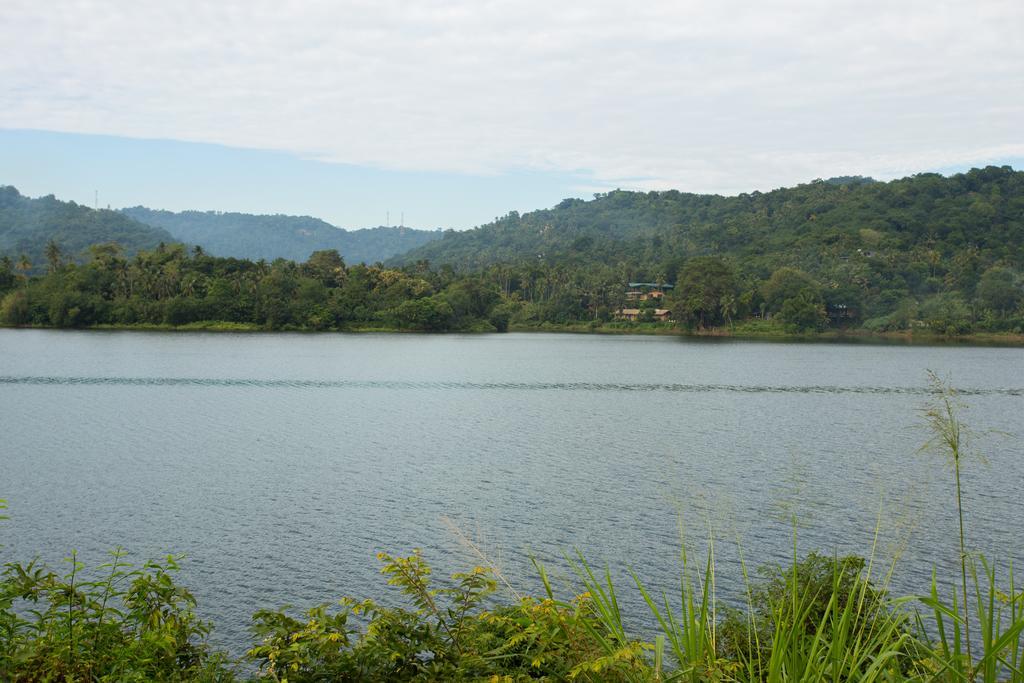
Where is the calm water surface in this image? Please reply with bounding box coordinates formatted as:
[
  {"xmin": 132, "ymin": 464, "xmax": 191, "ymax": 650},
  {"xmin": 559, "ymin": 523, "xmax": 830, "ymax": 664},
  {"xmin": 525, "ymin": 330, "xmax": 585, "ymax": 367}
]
[{"xmin": 1, "ymin": 329, "xmax": 1021, "ymax": 654}]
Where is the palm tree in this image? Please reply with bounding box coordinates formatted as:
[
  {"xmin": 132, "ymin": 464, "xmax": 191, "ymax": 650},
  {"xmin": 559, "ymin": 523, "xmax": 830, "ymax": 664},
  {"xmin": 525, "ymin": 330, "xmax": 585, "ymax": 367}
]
[
  {"xmin": 181, "ymin": 274, "xmax": 201, "ymax": 298},
  {"xmin": 16, "ymin": 254, "xmax": 32, "ymax": 283},
  {"xmin": 44, "ymin": 239, "xmax": 63, "ymax": 273},
  {"xmin": 720, "ymin": 293, "xmax": 737, "ymax": 329},
  {"xmin": 115, "ymin": 260, "xmax": 131, "ymax": 298}
]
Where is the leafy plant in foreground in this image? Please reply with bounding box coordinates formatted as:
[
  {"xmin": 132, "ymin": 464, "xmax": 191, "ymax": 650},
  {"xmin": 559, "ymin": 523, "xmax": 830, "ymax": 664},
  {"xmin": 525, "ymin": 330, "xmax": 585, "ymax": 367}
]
[
  {"xmin": 248, "ymin": 549, "xmax": 653, "ymax": 682},
  {"xmin": 0, "ymin": 545, "xmax": 234, "ymax": 681}
]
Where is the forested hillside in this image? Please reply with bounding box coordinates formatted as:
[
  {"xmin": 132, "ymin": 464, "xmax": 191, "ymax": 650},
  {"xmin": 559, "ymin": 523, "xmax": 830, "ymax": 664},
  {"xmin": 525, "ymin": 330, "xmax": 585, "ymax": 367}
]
[
  {"xmin": 122, "ymin": 206, "xmax": 440, "ymax": 264},
  {"xmin": 396, "ymin": 167, "xmax": 1023, "ymax": 277},
  {"xmin": 2, "ymin": 168, "xmax": 1022, "ymax": 336},
  {"xmin": 386, "ymin": 167, "xmax": 1023, "ymax": 333},
  {"xmin": 0, "ymin": 186, "xmax": 174, "ymax": 272}
]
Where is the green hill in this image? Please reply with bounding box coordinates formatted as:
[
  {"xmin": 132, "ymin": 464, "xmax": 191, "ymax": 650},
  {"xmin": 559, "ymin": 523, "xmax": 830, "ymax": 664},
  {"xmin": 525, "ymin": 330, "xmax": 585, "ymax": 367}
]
[
  {"xmin": 393, "ymin": 167, "xmax": 1024, "ymax": 280},
  {"xmin": 122, "ymin": 206, "xmax": 441, "ymax": 264},
  {"xmin": 383, "ymin": 166, "xmax": 1023, "ymax": 334},
  {"xmin": 2, "ymin": 168, "xmax": 1021, "ymax": 336},
  {"xmin": 0, "ymin": 186, "xmax": 175, "ymax": 271}
]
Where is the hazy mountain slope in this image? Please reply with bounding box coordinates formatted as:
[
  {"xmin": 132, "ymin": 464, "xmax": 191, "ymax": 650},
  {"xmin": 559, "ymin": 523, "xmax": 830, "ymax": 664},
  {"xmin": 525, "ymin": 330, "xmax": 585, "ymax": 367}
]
[
  {"xmin": 392, "ymin": 167, "xmax": 1024, "ymax": 276},
  {"xmin": 122, "ymin": 206, "xmax": 441, "ymax": 264},
  {"xmin": 0, "ymin": 186, "xmax": 175, "ymax": 270}
]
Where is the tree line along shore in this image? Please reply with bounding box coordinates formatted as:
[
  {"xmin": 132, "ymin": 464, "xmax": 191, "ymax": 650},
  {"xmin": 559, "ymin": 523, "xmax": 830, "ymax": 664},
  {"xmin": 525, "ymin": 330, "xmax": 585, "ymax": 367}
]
[
  {"xmin": 2, "ymin": 166, "xmax": 1023, "ymax": 340},
  {"xmin": 1, "ymin": 241, "xmax": 1021, "ymax": 342}
]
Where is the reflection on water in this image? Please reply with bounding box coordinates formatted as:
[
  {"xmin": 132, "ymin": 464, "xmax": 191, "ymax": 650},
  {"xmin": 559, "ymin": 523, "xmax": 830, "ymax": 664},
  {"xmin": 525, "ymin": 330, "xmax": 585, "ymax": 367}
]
[{"xmin": 0, "ymin": 330, "xmax": 1021, "ymax": 655}]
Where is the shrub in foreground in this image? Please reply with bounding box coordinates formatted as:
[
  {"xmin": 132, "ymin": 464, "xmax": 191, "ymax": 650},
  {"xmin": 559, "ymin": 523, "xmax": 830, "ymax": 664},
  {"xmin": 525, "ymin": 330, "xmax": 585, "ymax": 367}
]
[
  {"xmin": 0, "ymin": 547, "xmax": 234, "ymax": 681},
  {"xmin": 2, "ymin": 540, "xmax": 1024, "ymax": 681}
]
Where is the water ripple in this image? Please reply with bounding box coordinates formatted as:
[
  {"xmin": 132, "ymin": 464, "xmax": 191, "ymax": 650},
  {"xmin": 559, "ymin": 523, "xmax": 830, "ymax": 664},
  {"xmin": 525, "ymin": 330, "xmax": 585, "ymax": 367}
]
[{"xmin": 1, "ymin": 375, "xmax": 1021, "ymax": 396}]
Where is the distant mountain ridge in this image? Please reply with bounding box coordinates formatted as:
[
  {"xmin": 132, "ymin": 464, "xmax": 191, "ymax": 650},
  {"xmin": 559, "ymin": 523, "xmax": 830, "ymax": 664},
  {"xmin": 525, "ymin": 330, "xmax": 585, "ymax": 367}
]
[
  {"xmin": 6, "ymin": 167, "xmax": 1022, "ymax": 283},
  {"xmin": 0, "ymin": 186, "xmax": 174, "ymax": 269},
  {"xmin": 121, "ymin": 206, "xmax": 441, "ymax": 264}
]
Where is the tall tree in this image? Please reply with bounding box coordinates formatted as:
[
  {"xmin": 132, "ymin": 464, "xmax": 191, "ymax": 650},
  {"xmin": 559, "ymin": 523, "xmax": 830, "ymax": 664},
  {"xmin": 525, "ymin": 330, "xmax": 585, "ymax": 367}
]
[
  {"xmin": 16, "ymin": 254, "xmax": 31, "ymax": 282},
  {"xmin": 671, "ymin": 256, "xmax": 737, "ymax": 328},
  {"xmin": 44, "ymin": 239, "xmax": 63, "ymax": 273}
]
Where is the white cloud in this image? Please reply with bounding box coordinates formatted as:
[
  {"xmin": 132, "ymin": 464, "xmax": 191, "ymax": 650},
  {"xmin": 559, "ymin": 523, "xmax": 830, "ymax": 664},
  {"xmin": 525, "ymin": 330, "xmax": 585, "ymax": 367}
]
[{"xmin": 2, "ymin": 0, "xmax": 1022, "ymax": 193}]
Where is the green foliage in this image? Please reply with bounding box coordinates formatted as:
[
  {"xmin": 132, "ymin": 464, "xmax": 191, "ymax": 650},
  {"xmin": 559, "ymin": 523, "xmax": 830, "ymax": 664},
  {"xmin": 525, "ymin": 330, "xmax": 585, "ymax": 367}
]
[
  {"xmin": 920, "ymin": 294, "xmax": 974, "ymax": 336},
  {"xmin": 670, "ymin": 256, "xmax": 737, "ymax": 329},
  {"xmin": 0, "ymin": 186, "xmax": 174, "ymax": 272},
  {"xmin": 389, "ymin": 167, "xmax": 1024, "ymax": 336},
  {"xmin": 919, "ymin": 559, "xmax": 1024, "ymax": 683},
  {"xmin": 863, "ymin": 298, "xmax": 918, "ymax": 332},
  {"xmin": 0, "ymin": 548, "xmax": 234, "ymax": 681},
  {"xmin": 247, "ymin": 549, "xmax": 647, "ymax": 681},
  {"xmin": 0, "ymin": 246, "xmax": 512, "ymax": 332},
  {"xmin": 749, "ymin": 268, "xmax": 828, "ymax": 331},
  {"xmin": 1, "ymin": 531, "xmax": 1022, "ymax": 681},
  {"xmin": 7, "ymin": 168, "xmax": 1024, "ymax": 336},
  {"xmin": 718, "ymin": 553, "xmax": 916, "ymax": 677},
  {"xmin": 0, "ymin": 256, "xmax": 17, "ymax": 292},
  {"xmin": 976, "ymin": 266, "xmax": 1022, "ymax": 314},
  {"xmin": 391, "ymin": 295, "xmax": 455, "ymax": 331},
  {"xmin": 778, "ymin": 290, "xmax": 828, "ymax": 332},
  {"xmin": 761, "ymin": 268, "xmax": 821, "ymax": 314},
  {"xmin": 397, "ymin": 167, "xmax": 1024, "ymax": 276},
  {"xmin": 121, "ymin": 206, "xmax": 441, "ymax": 265},
  {"xmin": 1, "ymin": 289, "xmax": 30, "ymax": 325}
]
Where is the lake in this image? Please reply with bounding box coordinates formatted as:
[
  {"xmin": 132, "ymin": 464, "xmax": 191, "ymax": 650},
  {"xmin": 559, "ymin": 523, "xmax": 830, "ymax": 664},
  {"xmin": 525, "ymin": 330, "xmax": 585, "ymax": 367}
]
[{"xmin": 1, "ymin": 329, "xmax": 1021, "ymax": 655}]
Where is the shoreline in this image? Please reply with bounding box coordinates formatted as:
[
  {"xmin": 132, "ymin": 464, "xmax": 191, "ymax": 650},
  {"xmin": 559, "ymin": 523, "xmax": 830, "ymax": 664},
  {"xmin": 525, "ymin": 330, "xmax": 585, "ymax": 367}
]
[
  {"xmin": 509, "ymin": 322, "xmax": 1024, "ymax": 346},
  {"xmin": 3, "ymin": 320, "xmax": 1023, "ymax": 346}
]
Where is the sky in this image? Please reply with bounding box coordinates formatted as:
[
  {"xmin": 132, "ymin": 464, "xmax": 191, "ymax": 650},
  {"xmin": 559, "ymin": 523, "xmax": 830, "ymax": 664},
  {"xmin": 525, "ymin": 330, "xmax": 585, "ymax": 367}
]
[{"xmin": 1, "ymin": 0, "xmax": 1022, "ymax": 229}]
